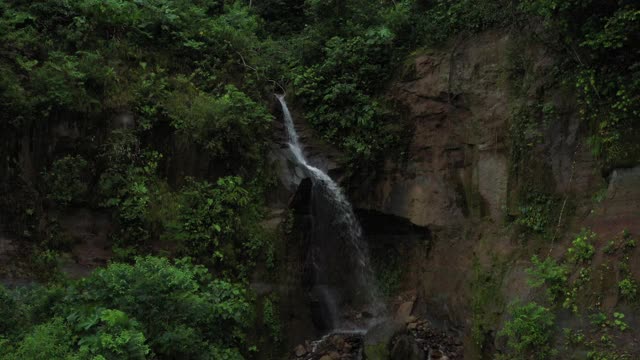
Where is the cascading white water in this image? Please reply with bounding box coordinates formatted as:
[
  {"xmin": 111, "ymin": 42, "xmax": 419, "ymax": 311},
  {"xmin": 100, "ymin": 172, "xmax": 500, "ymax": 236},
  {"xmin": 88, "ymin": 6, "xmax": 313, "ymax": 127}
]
[{"xmin": 276, "ymin": 94, "xmax": 383, "ymax": 330}]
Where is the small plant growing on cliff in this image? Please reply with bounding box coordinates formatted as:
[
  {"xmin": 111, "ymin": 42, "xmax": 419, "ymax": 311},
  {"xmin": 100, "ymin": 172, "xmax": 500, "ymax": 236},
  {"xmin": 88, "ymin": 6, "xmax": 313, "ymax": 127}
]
[
  {"xmin": 262, "ymin": 296, "xmax": 282, "ymax": 345},
  {"xmin": 603, "ymin": 240, "xmax": 616, "ymax": 255},
  {"xmin": 515, "ymin": 193, "xmax": 554, "ymax": 234},
  {"xmin": 498, "ymin": 301, "xmax": 556, "ymax": 360},
  {"xmin": 526, "ymin": 255, "xmax": 568, "ymax": 303},
  {"xmin": 613, "ymin": 312, "xmax": 629, "ymax": 332},
  {"xmin": 567, "ymin": 229, "xmax": 596, "ymax": 263},
  {"xmin": 563, "ymin": 328, "xmax": 585, "ymax": 346},
  {"xmin": 618, "ymin": 278, "xmax": 637, "ymax": 301}
]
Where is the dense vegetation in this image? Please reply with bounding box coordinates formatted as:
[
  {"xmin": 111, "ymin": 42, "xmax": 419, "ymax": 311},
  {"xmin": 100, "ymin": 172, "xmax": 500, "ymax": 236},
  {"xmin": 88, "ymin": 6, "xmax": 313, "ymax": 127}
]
[{"xmin": 0, "ymin": 0, "xmax": 638, "ymax": 359}]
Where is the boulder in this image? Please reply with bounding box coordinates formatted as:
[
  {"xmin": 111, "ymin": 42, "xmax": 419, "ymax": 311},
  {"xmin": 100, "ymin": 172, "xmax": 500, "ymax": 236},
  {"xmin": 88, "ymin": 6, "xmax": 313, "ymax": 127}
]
[
  {"xmin": 395, "ymin": 300, "xmax": 415, "ymax": 323},
  {"xmin": 294, "ymin": 344, "xmax": 307, "ymax": 357}
]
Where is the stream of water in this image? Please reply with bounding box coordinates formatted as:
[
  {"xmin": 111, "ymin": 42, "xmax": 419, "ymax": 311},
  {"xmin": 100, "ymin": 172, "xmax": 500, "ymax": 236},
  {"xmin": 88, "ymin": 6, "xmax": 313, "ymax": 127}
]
[{"xmin": 276, "ymin": 94, "xmax": 384, "ymax": 331}]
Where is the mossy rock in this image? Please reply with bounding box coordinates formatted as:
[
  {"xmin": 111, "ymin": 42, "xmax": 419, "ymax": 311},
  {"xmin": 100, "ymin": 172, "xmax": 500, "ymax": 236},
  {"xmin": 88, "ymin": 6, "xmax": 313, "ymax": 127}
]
[{"xmin": 364, "ymin": 342, "xmax": 388, "ymax": 360}]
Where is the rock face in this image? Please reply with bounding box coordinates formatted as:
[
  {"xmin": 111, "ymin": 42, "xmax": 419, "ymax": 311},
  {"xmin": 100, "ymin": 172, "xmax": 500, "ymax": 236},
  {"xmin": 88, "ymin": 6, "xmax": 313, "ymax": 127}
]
[
  {"xmin": 345, "ymin": 30, "xmax": 639, "ymax": 358},
  {"xmin": 587, "ymin": 165, "xmax": 640, "ymax": 237},
  {"xmin": 355, "ymin": 31, "xmax": 516, "ymax": 226}
]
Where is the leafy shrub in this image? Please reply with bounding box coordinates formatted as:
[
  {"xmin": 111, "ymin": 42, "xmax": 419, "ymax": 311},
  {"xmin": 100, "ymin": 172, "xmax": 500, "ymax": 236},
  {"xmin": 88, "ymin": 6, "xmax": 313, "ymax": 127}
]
[
  {"xmin": 520, "ymin": 1, "xmax": 640, "ymax": 168},
  {"xmin": 526, "ymin": 256, "xmax": 568, "ymax": 303},
  {"xmin": 165, "ymin": 84, "xmax": 273, "ymax": 170},
  {"xmin": 293, "ymin": 28, "xmax": 403, "ymax": 166},
  {"xmin": 98, "ymin": 150, "xmax": 162, "ymax": 247},
  {"xmin": 165, "ymin": 176, "xmax": 265, "ymax": 273},
  {"xmin": 567, "ymin": 229, "xmax": 596, "ymax": 263},
  {"xmin": 498, "ymin": 302, "xmax": 556, "ymax": 360},
  {"xmin": 76, "ymin": 256, "xmax": 253, "ymax": 358},
  {"xmin": 4, "ymin": 318, "xmax": 77, "ymax": 360},
  {"xmin": 69, "ymin": 308, "xmax": 150, "ymax": 360}
]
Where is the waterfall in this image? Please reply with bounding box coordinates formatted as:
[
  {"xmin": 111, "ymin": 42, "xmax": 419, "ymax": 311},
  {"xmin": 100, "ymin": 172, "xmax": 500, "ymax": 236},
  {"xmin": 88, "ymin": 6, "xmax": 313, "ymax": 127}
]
[{"xmin": 276, "ymin": 94, "xmax": 383, "ymax": 331}]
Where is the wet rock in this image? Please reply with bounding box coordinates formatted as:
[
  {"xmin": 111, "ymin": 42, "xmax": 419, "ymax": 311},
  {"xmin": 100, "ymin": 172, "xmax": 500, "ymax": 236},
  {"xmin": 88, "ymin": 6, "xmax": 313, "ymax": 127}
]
[
  {"xmin": 396, "ymin": 300, "xmax": 415, "ymax": 323},
  {"xmin": 390, "ymin": 334, "xmax": 425, "ymax": 360},
  {"xmin": 428, "ymin": 349, "xmax": 449, "ymax": 360},
  {"xmin": 292, "ymin": 332, "xmax": 365, "ymax": 360},
  {"xmin": 294, "ymin": 344, "xmax": 307, "ymax": 357}
]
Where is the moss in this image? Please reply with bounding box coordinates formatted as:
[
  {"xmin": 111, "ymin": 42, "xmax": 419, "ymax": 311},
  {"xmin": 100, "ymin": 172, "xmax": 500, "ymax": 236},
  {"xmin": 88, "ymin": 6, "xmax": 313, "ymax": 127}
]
[
  {"xmin": 470, "ymin": 256, "xmax": 508, "ymax": 358},
  {"xmin": 364, "ymin": 342, "xmax": 389, "ymax": 360}
]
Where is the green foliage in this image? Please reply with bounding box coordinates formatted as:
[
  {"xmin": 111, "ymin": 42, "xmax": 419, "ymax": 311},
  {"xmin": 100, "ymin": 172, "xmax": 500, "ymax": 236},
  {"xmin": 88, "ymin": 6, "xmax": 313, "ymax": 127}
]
[
  {"xmin": 498, "ymin": 302, "xmax": 556, "ymax": 360},
  {"xmin": 417, "ymin": 0, "xmax": 515, "ymax": 45},
  {"xmin": 371, "ymin": 249, "xmax": 403, "ymax": 298},
  {"xmin": 589, "ymin": 312, "xmax": 608, "ymax": 328},
  {"xmin": 69, "ymin": 308, "xmax": 150, "ymax": 360},
  {"xmin": 43, "ymin": 155, "xmax": 90, "ymax": 206},
  {"xmin": 30, "ymin": 247, "xmax": 63, "ymax": 282},
  {"xmin": 612, "ymin": 312, "xmax": 629, "ymax": 332},
  {"xmin": 563, "ymin": 327, "xmax": 586, "ymax": 346},
  {"xmin": 0, "ymin": 286, "xmax": 20, "ymax": 337},
  {"xmin": 98, "ymin": 148, "xmax": 162, "ymax": 247},
  {"xmin": 589, "ymin": 312, "xmax": 630, "ymax": 333},
  {"xmin": 80, "ymin": 257, "xmax": 251, "ymax": 358},
  {"xmin": 165, "ymin": 176, "xmax": 266, "ymax": 274},
  {"xmin": 617, "ymin": 278, "xmax": 637, "ymax": 301},
  {"xmin": 562, "ymin": 267, "xmax": 591, "ymax": 314},
  {"xmin": 567, "ymin": 229, "xmax": 596, "ymax": 263},
  {"xmin": 0, "ymin": 257, "xmax": 254, "ymax": 360},
  {"xmin": 526, "ymin": 256, "xmax": 568, "ymax": 303},
  {"xmin": 4, "ymin": 318, "xmax": 78, "ymax": 360},
  {"xmin": 470, "ymin": 258, "xmax": 505, "ymax": 352},
  {"xmin": 77, "ymin": 256, "xmax": 253, "ymax": 358},
  {"xmin": 262, "ymin": 296, "xmax": 282, "ymax": 345},
  {"xmin": 515, "ymin": 192, "xmax": 556, "ymax": 234},
  {"xmin": 292, "ymin": 27, "xmax": 403, "ymax": 166},
  {"xmin": 165, "ymin": 83, "xmax": 273, "ymax": 170}
]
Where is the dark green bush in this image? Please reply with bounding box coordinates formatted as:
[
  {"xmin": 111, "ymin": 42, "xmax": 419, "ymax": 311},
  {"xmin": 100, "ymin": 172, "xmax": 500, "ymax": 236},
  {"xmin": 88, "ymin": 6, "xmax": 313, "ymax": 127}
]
[{"xmin": 43, "ymin": 155, "xmax": 90, "ymax": 206}]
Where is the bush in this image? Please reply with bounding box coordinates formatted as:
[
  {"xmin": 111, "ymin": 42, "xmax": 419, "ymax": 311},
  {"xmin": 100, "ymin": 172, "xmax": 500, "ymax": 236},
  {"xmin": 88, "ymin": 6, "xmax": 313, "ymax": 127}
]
[
  {"xmin": 292, "ymin": 28, "xmax": 402, "ymax": 166},
  {"xmin": 165, "ymin": 84, "xmax": 273, "ymax": 171},
  {"xmin": 567, "ymin": 229, "xmax": 596, "ymax": 263},
  {"xmin": 165, "ymin": 176, "xmax": 265, "ymax": 273},
  {"xmin": 498, "ymin": 302, "xmax": 556, "ymax": 360},
  {"xmin": 526, "ymin": 256, "xmax": 568, "ymax": 303},
  {"xmin": 4, "ymin": 318, "xmax": 77, "ymax": 360},
  {"xmin": 618, "ymin": 278, "xmax": 637, "ymax": 301},
  {"xmin": 76, "ymin": 256, "xmax": 253, "ymax": 358},
  {"xmin": 69, "ymin": 308, "xmax": 150, "ymax": 360}
]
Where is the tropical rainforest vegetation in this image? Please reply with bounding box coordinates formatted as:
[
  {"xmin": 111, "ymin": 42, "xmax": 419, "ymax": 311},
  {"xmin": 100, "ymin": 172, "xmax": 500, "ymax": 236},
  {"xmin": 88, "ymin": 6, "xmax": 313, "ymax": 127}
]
[{"xmin": 0, "ymin": 0, "xmax": 638, "ymax": 359}]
